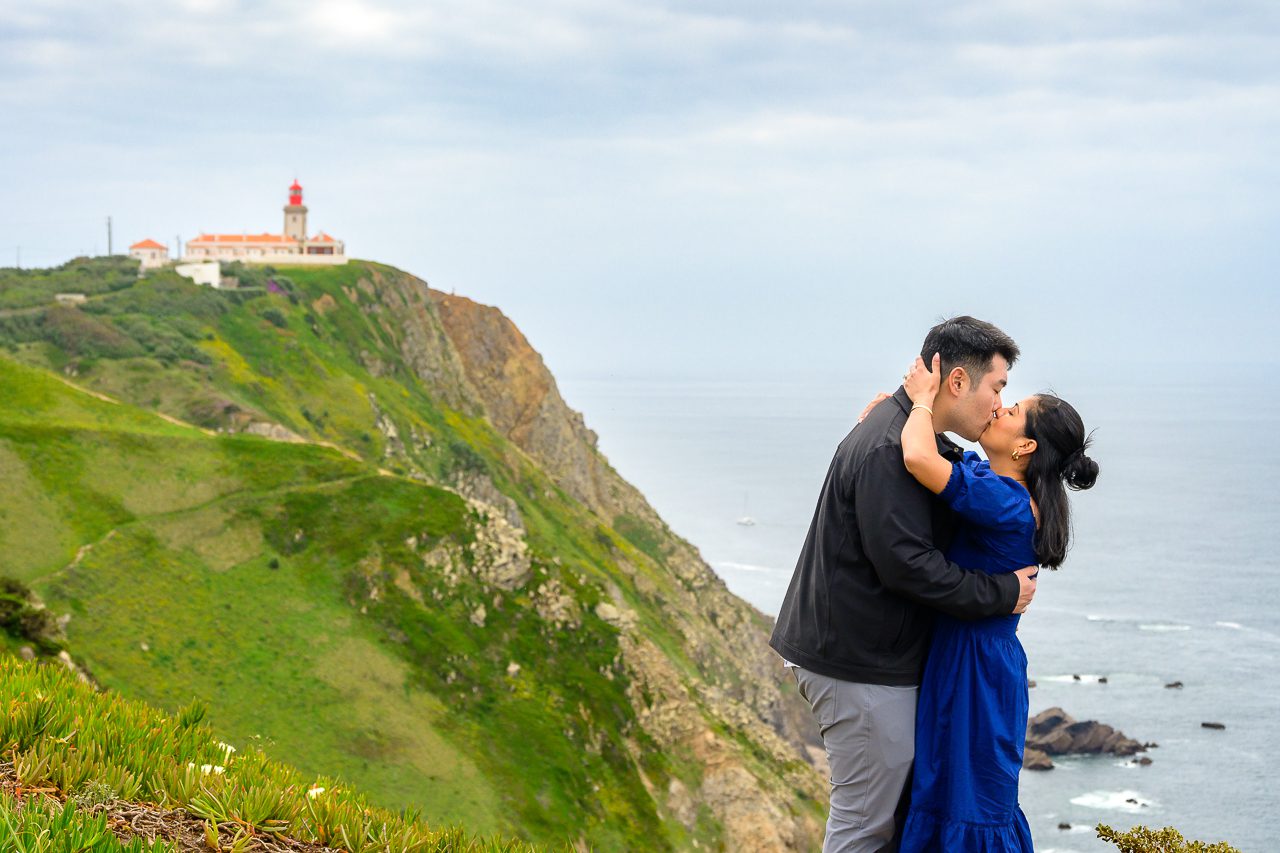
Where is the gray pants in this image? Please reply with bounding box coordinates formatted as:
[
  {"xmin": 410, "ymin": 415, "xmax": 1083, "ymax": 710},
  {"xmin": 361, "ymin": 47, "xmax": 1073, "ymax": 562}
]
[{"xmin": 792, "ymin": 667, "xmax": 917, "ymax": 853}]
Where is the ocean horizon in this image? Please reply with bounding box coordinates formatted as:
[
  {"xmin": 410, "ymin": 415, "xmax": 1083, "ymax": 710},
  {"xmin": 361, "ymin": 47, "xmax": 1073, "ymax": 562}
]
[{"xmin": 560, "ymin": 366, "xmax": 1277, "ymax": 852}]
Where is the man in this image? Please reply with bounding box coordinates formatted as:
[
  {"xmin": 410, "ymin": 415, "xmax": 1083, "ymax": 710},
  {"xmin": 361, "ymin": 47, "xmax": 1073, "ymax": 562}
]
[{"xmin": 770, "ymin": 316, "xmax": 1039, "ymax": 852}]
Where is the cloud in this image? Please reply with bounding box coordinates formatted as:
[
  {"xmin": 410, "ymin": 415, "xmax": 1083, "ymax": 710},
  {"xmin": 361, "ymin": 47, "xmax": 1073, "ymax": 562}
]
[{"xmin": 3, "ymin": 0, "xmax": 1278, "ymax": 370}]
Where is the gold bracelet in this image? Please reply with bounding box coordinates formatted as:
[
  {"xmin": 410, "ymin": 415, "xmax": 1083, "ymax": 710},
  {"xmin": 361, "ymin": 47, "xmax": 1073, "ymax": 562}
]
[{"xmin": 910, "ymin": 403, "xmax": 933, "ymax": 416}]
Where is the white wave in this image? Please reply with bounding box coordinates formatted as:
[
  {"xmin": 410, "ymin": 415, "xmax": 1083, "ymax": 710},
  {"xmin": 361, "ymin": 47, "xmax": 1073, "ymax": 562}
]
[
  {"xmin": 1212, "ymin": 621, "xmax": 1280, "ymax": 643},
  {"xmin": 1086, "ymin": 614, "xmax": 1113, "ymax": 622},
  {"xmin": 1070, "ymin": 790, "xmax": 1157, "ymax": 812},
  {"xmin": 1138, "ymin": 622, "xmax": 1191, "ymax": 632},
  {"xmin": 716, "ymin": 561, "xmax": 778, "ymax": 574}
]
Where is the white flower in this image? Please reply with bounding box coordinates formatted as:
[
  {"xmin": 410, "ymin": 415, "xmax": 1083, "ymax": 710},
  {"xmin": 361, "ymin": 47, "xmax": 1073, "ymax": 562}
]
[
  {"xmin": 198, "ymin": 764, "xmax": 225, "ymax": 775},
  {"xmin": 217, "ymin": 741, "xmax": 237, "ymax": 756},
  {"xmin": 307, "ymin": 786, "xmax": 325, "ymax": 799}
]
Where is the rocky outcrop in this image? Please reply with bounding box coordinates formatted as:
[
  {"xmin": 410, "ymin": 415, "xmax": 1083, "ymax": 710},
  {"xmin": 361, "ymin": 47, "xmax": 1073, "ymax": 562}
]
[
  {"xmin": 1023, "ymin": 707, "xmax": 1147, "ymax": 769},
  {"xmin": 465, "ymin": 499, "xmax": 532, "ymax": 591},
  {"xmin": 622, "ymin": 634, "xmax": 821, "ymax": 852},
  {"xmin": 429, "ymin": 291, "xmax": 619, "ymax": 516},
  {"xmin": 343, "ymin": 265, "xmax": 477, "ymax": 413},
  {"xmin": 242, "ymin": 421, "xmax": 306, "ymax": 442},
  {"xmin": 1022, "ymin": 747, "xmax": 1054, "ymax": 771},
  {"xmin": 421, "ymin": 287, "xmax": 825, "ymax": 848}
]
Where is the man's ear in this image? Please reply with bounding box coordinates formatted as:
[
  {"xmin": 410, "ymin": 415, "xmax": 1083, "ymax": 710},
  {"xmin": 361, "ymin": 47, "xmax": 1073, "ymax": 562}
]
[{"xmin": 945, "ymin": 366, "xmax": 968, "ymax": 397}]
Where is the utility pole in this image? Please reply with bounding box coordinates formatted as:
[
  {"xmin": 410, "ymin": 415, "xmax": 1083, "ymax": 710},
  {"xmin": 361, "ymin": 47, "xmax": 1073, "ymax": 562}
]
[{"xmin": 107, "ymin": 216, "xmax": 113, "ymax": 255}]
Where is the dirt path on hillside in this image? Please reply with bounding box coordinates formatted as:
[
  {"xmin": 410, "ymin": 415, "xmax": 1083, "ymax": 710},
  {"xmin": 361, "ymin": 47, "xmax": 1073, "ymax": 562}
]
[{"xmin": 66, "ymin": 529, "xmax": 117, "ymax": 571}]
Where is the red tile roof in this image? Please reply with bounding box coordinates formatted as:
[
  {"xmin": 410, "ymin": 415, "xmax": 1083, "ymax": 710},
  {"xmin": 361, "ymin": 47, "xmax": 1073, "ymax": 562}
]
[
  {"xmin": 130, "ymin": 238, "xmax": 167, "ymax": 250},
  {"xmin": 189, "ymin": 233, "xmax": 293, "ymax": 244}
]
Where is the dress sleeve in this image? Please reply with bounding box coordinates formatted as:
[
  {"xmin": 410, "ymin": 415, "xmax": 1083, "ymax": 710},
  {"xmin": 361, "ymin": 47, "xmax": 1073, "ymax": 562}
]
[{"xmin": 938, "ymin": 452, "xmax": 1034, "ymax": 532}]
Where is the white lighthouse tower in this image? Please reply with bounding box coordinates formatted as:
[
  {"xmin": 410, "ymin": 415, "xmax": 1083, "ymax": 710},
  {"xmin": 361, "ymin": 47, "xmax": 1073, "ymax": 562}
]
[{"xmin": 284, "ymin": 179, "xmax": 307, "ymax": 241}]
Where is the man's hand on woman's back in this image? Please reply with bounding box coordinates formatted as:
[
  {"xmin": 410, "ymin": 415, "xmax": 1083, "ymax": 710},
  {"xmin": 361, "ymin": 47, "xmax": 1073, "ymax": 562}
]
[{"xmin": 1012, "ymin": 566, "xmax": 1038, "ymax": 614}]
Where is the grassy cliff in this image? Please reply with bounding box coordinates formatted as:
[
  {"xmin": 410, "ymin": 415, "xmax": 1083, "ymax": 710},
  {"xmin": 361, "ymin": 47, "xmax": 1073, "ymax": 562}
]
[{"xmin": 0, "ymin": 258, "xmax": 824, "ymax": 851}]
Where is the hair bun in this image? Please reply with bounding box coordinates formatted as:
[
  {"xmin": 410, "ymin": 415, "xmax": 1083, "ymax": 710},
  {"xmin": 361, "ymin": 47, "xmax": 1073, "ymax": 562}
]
[{"xmin": 1063, "ymin": 448, "xmax": 1098, "ymax": 491}]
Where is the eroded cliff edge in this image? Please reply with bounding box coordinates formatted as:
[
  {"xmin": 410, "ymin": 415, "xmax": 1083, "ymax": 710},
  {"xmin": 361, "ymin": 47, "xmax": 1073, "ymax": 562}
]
[{"xmin": 421, "ymin": 282, "xmax": 828, "ymax": 849}]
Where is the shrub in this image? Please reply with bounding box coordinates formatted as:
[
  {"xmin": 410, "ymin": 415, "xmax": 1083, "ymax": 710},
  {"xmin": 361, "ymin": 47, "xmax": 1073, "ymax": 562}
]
[
  {"xmin": 1097, "ymin": 824, "xmax": 1241, "ymax": 852},
  {"xmin": 40, "ymin": 305, "xmax": 142, "ymax": 360},
  {"xmin": 449, "ymin": 440, "xmax": 487, "ymax": 475},
  {"xmin": 261, "ymin": 308, "xmax": 288, "ymax": 328}
]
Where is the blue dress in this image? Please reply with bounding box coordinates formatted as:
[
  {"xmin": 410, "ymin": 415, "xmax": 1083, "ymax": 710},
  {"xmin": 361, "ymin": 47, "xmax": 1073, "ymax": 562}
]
[{"xmin": 899, "ymin": 452, "xmax": 1036, "ymax": 852}]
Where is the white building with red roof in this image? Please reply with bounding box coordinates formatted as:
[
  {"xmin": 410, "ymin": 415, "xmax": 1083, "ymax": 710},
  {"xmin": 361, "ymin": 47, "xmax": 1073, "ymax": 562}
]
[
  {"xmin": 183, "ymin": 181, "xmax": 347, "ymax": 265},
  {"xmin": 129, "ymin": 238, "xmax": 169, "ymax": 269}
]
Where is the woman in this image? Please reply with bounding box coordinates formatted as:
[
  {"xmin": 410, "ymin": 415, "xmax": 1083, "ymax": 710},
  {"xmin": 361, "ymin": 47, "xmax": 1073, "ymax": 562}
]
[{"xmin": 895, "ymin": 353, "xmax": 1099, "ymax": 852}]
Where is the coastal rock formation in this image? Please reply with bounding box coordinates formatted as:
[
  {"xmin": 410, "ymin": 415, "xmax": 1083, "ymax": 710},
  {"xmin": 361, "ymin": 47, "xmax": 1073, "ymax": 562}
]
[
  {"xmin": 427, "ymin": 288, "xmax": 826, "ymax": 848},
  {"xmin": 1022, "ymin": 747, "xmax": 1054, "ymax": 771},
  {"xmin": 1023, "ymin": 707, "xmax": 1147, "ymax": 769}
]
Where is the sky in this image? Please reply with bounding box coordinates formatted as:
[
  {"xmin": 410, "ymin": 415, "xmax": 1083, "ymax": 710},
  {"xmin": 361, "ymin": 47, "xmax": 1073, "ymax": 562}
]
[{"xmin": 2, "ymin": 0, "xmax": 1278, "ymax": 383}]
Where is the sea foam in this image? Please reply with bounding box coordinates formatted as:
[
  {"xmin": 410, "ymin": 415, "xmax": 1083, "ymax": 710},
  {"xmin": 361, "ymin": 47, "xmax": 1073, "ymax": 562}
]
[{"xmin": 1070, "ymin": 790, "xmax": 1157, "ymax": 812}]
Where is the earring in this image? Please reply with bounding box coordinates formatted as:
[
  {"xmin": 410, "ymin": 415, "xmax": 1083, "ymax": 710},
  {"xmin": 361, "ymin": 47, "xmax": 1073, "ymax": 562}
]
[{"xmin": 1012, "ymin": 450, "xmax": 1021, "ymax": 461}]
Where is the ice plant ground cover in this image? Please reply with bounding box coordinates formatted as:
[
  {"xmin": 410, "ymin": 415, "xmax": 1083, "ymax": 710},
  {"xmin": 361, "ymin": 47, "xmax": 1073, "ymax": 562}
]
[{"xmin": 0, "ymin": 657, "xmax": 543, "ymax": 851}]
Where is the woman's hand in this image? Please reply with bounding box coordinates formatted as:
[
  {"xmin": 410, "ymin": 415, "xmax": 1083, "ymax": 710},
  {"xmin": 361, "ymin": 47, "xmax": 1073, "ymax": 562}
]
[
  {"xmin": 858, "ymin": 392, "xmax": 891, "ymax": 424},
  {"xmin": 904, "ymin": 353, "xmax": 941, "ymax": 407}
]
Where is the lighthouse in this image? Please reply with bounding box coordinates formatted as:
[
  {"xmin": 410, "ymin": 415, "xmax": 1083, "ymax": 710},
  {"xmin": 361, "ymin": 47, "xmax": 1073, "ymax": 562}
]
[
  {"xmin": 283, "ymin": 179, "xmax": 307, "ymax": 241},
  {"xmin": 182, "ymin": 179, "xmax": 346, "ymax": 264}
]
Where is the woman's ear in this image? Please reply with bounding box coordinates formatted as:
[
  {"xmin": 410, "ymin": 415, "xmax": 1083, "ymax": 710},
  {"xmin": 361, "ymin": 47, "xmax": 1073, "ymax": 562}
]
[{"xmin": 1018, "ymin": 438, "xmax": 1038, "ymax": 457}]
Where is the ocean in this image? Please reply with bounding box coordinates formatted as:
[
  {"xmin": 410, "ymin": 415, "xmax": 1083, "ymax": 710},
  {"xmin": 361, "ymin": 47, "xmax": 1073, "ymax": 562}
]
[{"xmin": 560, "ymin": 368, "xmax": 1278, "ymax": 852}]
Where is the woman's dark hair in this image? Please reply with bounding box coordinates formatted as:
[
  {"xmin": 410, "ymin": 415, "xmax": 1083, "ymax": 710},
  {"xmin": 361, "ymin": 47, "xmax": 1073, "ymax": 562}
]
[{"xmin": 1024, "ymin": 394, "xmax": 1099, "ymax": 568}]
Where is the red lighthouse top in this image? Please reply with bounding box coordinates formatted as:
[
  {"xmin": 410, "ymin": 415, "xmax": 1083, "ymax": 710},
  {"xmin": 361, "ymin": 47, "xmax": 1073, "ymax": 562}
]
[{"xmin": 288, "ymin": 180, "xmax": 303, "ymax": 206}]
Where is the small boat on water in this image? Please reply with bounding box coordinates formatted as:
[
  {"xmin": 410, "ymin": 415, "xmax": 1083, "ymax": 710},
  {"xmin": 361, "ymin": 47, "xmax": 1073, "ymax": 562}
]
[{"xmin": 736, "ymin": 516, "xmax": 756, "ymax": 527}]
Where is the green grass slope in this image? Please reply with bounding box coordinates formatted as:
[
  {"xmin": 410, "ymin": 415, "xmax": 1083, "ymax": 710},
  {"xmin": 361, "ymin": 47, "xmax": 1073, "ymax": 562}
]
[{"xmin": 0, "ymin": 257, "xmax": 821, "ymax": 850}]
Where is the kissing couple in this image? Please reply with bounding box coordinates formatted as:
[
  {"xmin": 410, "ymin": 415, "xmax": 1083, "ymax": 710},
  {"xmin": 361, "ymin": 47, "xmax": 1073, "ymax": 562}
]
[{"xmin": 771, "ymin": 316, "xmax": 1099, "ymax": 852}]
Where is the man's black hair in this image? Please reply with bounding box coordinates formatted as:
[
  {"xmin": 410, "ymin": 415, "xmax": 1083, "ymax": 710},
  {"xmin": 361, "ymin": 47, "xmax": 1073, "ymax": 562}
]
[{"xmin": 921, "ymin": 316, "xmax": 1020, "ymax": 384}]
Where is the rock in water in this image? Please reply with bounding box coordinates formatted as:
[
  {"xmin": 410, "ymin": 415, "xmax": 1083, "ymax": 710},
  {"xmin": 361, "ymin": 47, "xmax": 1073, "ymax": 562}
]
[
  {"xmin": 1022, "ymin": 747, "xmax": 1054, "ymax": 771},
  {"xmin": 1201, "ymin": 721, "xmax": 1226, "ymax": 730},
  {"xmin": 1026, "ymin": 707, "xmax": 1147, "ymax": 757}
]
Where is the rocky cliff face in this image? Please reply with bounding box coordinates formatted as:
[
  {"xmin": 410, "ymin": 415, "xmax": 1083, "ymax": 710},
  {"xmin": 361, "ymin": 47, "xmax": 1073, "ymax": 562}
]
[{"xmin": 421, "ymin": 288, "xmax": 825, "ymax": 849}]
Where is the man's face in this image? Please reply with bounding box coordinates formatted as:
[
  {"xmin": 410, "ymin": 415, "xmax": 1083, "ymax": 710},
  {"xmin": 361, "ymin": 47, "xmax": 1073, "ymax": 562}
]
[{"xmin": 953, "ymin": 354, "xmax": 1009, "ymax": 442}]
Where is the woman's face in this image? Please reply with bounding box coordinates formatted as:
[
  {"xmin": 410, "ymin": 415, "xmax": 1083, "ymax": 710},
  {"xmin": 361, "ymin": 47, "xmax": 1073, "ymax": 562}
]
[{"xmin": 979, "ymin": 395, "xmax": 1037, "ymax": 458}]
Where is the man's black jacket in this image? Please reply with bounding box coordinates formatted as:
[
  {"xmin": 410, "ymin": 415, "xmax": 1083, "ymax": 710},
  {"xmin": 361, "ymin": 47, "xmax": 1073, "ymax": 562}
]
[{"xmin": 769, "ymin": 387, "xmax": 1020, "ymax": 686}]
